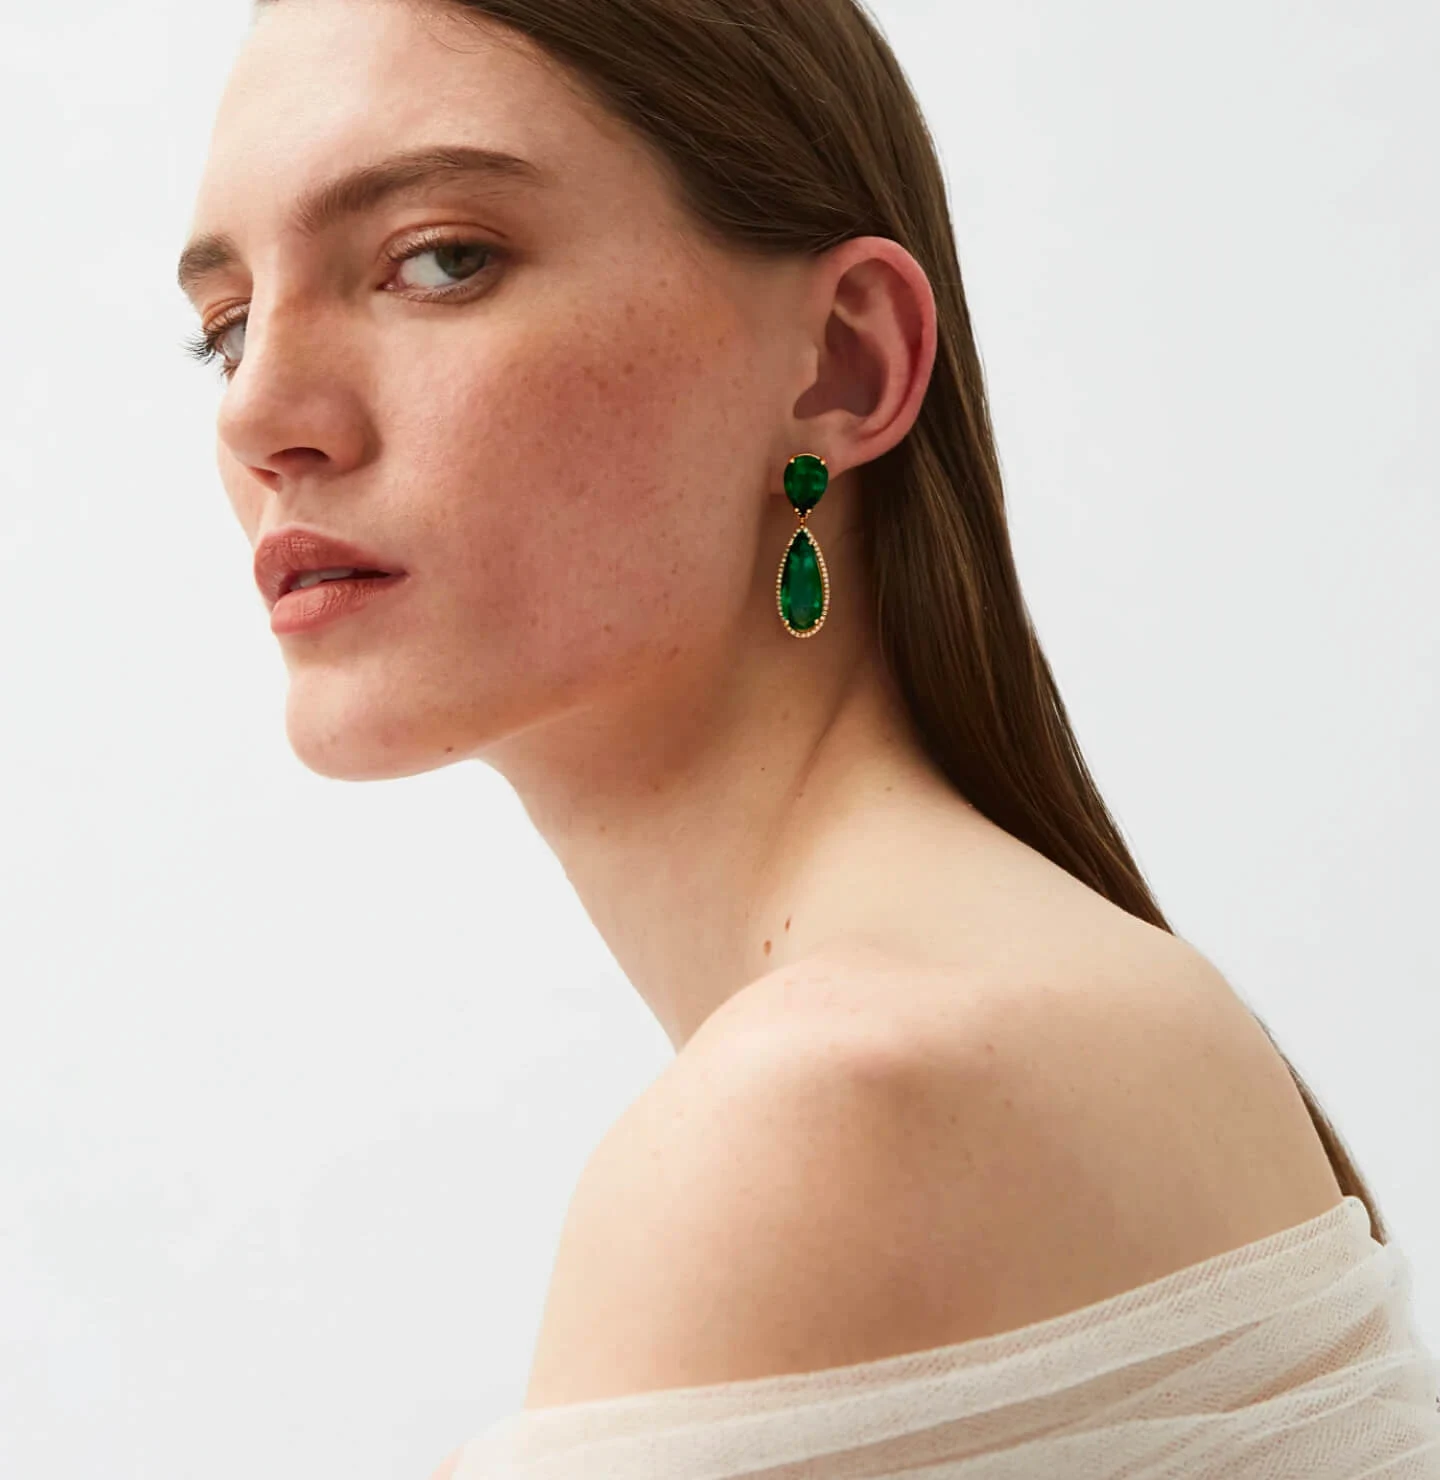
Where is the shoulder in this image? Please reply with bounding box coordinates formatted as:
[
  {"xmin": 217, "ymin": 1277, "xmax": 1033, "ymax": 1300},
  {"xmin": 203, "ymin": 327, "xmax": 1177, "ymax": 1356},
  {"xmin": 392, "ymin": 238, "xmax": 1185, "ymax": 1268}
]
[
  {"xmin": 521, "ymin": 1003, "xmax": 936, "ymax": 1408},
  {"xmin": 522, "ymin": 932, "xmax": 1343, "ymax": 1410}
]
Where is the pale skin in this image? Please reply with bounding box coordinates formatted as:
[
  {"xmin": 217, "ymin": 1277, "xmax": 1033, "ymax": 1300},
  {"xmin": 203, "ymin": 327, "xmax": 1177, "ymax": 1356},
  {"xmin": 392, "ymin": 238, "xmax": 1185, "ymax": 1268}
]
[{"xmin": 184, "ymin": 3, "xmax": 1347, "ymax": 1475}]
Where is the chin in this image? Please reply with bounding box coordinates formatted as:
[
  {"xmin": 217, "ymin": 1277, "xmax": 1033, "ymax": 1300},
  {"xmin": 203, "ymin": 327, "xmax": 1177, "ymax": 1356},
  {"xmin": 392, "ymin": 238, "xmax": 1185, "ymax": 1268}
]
[{"xmin": 283, "ymin": 696, "xmax": 468, "ymax": 783}]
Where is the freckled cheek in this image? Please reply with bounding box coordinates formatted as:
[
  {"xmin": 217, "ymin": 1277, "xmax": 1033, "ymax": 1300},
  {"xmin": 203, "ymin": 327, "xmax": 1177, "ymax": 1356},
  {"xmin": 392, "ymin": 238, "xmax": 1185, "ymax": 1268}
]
[{"xmin": 416, "ymin": 323, "xmax": 750, "ymax": 664}]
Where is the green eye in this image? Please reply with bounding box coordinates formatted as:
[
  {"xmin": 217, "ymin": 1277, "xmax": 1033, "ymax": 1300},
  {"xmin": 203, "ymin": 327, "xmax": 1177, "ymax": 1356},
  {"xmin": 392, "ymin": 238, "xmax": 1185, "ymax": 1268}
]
[{"xmin": 181, "ymin": 233, "xmax": 503, "ymax": 381}]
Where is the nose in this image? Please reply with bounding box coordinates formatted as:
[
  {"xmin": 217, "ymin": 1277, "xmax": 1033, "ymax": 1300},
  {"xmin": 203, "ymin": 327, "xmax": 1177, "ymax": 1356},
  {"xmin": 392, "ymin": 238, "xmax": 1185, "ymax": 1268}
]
[{"xmin": 215, "ymin": 312, "xmax": 375, "ymax": 484}]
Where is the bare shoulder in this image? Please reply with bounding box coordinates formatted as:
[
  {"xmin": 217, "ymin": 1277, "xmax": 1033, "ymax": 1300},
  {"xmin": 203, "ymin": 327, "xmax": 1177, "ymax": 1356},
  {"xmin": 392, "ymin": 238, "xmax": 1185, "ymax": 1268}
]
[
  {"xmin": 726, "ymin": 922, "xmax": 1345, "ymax": 1253},
  {"xmin": 520, "ymin": 923, "xmax": 1344, "ymax": 1411},
  {"xmin": 714, "ymin": 923, "xmax": 1342, "ymax": 1265}
]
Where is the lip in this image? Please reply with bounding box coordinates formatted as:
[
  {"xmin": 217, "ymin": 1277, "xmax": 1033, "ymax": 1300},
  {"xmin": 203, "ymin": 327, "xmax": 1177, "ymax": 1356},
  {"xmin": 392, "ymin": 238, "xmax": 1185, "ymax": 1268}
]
[
  {"xmin": 254, "ymin": 526, "xmax": 407, "ymax": 610},
  {"xmin": 270, "ymin": 572, "xmax": 410, "ymax": 637}
]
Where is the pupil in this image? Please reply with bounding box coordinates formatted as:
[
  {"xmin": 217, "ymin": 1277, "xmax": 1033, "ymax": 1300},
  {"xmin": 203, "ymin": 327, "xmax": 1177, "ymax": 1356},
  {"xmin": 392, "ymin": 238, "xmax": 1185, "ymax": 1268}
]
[{"xmin": 437, "ymin": 243, "xmax": 486, "ymax": 280}]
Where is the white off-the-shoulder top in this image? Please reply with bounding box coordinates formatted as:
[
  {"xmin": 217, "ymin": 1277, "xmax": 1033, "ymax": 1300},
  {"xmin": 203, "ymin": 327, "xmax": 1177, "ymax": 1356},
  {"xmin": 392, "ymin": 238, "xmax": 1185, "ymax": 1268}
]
[{"xmin": 451, "ymin": 1195, "xmax": 1440, "ymax": 1478}]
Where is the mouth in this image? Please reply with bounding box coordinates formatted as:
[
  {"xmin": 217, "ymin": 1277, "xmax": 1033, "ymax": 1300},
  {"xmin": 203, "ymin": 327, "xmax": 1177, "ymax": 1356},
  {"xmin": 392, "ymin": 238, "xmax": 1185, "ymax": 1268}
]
[
  {"xmin": 278, "ymin": 568, "xmax": 397, "ymax": 599},
  {"xmin": 269, "ymin": 569, "xmax": 411, "ymax": 636},
  {"xmin": 255, "ymin": 527, "xmax": 408, "ymax": 610}
]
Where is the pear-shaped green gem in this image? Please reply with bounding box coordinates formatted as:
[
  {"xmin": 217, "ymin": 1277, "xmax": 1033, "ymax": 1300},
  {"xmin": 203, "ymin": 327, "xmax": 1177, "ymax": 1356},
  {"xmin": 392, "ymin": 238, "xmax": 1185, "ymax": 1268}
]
[
  {"xmin": 781, "ymin": 528, "xmax": 826, "ymax": 632},
  {"xmin": 784, "ymin": 454, "xmax": 829, "ymax": 513}
]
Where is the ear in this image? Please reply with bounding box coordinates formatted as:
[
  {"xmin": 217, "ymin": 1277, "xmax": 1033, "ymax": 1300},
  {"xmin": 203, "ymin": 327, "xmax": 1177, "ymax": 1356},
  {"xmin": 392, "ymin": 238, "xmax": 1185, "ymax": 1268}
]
[{"xmin": 789, "ymin": 236, "xmax": 939, "ymax": 476}]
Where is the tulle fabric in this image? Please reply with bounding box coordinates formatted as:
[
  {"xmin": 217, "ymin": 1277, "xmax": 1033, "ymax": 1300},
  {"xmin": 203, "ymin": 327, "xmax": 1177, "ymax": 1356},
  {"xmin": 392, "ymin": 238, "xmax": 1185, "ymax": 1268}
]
[{"xmin": 453, "ymin": 1196, "xmax": 1440, "ymax": 1478}]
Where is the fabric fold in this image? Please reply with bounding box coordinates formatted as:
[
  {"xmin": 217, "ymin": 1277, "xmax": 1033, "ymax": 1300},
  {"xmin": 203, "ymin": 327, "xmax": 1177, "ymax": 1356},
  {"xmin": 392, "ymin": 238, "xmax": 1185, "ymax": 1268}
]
[{"xmin": 453, "ymin": 1196, "xmax": 1440, "ymax": 1478}]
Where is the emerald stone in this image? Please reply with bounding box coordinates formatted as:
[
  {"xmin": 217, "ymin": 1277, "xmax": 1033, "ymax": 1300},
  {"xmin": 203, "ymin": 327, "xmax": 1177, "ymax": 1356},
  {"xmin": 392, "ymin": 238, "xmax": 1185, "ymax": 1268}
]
[
  {"xmin": 781, "ymin": 529, "xmax": 825, "ymax": 631},
  {"xmin": 784, "ymin": 454, "xmax": 829, "ymax": 513}
]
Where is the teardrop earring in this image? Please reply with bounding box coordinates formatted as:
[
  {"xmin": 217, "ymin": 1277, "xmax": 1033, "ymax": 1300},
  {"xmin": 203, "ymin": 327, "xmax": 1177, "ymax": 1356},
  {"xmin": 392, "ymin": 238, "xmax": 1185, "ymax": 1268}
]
[{"xmin": 777, "ymin": 454, "xmax": 831, "ymax": 638}]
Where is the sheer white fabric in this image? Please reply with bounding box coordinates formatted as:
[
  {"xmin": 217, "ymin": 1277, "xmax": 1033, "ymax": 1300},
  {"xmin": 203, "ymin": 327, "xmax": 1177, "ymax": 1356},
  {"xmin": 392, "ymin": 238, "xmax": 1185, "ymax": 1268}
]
[{"xmin": 453, "ymin": 1196, "xmax": 1440, "ymax": 1478}]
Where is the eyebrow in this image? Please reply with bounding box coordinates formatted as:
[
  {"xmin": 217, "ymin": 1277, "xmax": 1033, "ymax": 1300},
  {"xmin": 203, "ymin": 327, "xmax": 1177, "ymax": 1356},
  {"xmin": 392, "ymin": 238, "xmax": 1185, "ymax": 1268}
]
[{"xmin": 176, "ymin": 144, "xmax": 549, "ymax": 301}]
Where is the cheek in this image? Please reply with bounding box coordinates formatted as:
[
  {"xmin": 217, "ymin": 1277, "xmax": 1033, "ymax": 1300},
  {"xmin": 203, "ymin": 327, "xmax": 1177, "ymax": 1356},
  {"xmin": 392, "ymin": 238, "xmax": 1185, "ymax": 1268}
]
[{"xmin": 404, "ymin": 297, "xmax": 762, "ymax": 679}]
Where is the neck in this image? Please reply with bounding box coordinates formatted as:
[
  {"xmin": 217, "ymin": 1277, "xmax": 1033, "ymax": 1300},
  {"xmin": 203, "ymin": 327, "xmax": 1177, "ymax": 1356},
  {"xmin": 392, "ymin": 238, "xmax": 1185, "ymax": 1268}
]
[{"xmin": 482, "ymin": 605, "xmax": 1005, "ymax": 1051}]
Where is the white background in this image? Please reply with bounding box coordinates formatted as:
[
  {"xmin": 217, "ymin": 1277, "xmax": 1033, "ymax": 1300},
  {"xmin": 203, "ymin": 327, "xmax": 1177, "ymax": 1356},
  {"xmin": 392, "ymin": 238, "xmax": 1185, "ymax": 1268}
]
[{"xmin": 1, "ymin": 3, "xmax": 1435, "ymax": 1476}]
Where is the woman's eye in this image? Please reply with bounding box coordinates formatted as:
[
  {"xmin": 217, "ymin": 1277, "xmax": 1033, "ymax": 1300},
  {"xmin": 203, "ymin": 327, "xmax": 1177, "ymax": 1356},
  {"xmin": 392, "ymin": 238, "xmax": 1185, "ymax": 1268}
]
[
  {"xmin": 216, "ymin": 319, "xmax": 246, "ymax": 364},
  {"xmin": 184, "ymin": 235, "xmax": 499, "ymax": 380},
  {"xmin": 392, "ymin": 238, "xmax": 497, "ymax": 291}
]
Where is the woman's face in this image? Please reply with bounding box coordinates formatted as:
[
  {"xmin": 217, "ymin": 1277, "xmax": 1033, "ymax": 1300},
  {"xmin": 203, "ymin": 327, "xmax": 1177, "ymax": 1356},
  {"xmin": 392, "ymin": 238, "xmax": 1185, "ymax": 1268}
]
[{"xmin": 182, "ymin": 0, "xmax": 816, "ymax": 782}]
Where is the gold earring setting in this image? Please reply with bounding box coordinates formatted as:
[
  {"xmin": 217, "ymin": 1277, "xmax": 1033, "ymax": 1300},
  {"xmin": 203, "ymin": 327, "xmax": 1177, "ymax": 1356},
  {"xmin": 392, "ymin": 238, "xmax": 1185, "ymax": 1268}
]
[{"xmin": 777, "ymin": 454, "xmax": 831, "ymax": 638}]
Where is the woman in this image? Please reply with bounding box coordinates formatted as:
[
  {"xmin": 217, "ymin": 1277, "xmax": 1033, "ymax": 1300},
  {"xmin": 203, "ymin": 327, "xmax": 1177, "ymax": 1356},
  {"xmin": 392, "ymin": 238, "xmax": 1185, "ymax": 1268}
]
[{"xmin": 177, "ymin": 0, "xmax": 1440, "ymax": 1474}]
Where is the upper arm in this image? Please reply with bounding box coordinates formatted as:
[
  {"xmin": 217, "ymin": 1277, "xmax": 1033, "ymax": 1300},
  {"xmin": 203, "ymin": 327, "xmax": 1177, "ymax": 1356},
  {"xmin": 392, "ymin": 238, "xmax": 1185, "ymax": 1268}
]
[{"xmin": 521, "ymin": 1028, "xmax": 1011, "ymax": 1409}]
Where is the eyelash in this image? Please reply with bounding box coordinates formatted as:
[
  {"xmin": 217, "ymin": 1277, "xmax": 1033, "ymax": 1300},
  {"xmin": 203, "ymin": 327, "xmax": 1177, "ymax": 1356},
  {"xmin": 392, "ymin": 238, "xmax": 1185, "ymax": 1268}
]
[{"xmin": 182, "ymin": 230, "xmax": 502, "ymax": 379}]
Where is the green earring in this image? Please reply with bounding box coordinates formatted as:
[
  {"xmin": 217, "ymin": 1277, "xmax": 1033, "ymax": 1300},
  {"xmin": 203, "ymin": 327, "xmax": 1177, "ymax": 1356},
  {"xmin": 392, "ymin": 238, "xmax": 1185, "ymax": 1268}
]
[{"xmin": 777, "ymin": 454, "xmax": 831, "ymax": 638}]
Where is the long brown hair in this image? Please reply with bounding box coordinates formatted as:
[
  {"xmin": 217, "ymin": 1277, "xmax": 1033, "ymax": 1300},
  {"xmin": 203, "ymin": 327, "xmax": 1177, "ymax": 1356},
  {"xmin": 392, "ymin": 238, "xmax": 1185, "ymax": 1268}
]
[{"xmin": 255, "ymin": 0, "xmax": 1387, "ymax": 1245}]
